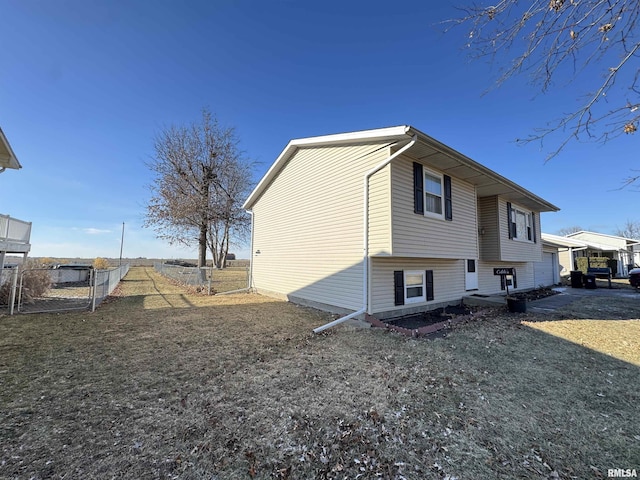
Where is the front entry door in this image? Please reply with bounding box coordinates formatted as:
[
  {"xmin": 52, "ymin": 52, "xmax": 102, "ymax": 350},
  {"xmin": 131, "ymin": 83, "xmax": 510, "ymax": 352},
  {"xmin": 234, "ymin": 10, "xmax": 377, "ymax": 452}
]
[{"xmin": 465, "ymin": 259, "xmax": 479, "ymax": 291}]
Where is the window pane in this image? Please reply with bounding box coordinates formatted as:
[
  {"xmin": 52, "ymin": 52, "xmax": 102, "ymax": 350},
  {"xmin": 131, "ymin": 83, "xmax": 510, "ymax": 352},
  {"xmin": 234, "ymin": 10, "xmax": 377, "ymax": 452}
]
[
  {"xmin": 424, "ymin": 174, "xmax": 441, "ymax": 195},
  {"xmin": 425, "ymin": 193, "xmax": 442, "ymax": 214},
  {"xmin": 405, "ymin": 273, "xmax": 423, "ymax": 286},
  {"xmin": 516, "ymin": 211, "xmax": 527, "ymax": 239},
  {"xmin": 406, "ymin": 286, "xmax": 423, "ymax": 298}
]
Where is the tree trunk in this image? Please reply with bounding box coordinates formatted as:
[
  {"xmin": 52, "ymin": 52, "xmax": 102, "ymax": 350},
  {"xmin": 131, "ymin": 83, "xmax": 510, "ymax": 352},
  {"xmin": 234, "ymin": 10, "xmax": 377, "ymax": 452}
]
[{"xmin": 198, "ymin": 224, "xmax": 207, "ymax": 268}]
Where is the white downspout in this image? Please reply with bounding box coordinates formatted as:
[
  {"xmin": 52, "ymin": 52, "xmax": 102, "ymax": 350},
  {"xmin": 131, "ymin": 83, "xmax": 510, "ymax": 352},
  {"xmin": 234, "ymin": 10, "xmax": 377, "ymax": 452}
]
[
  {"xmin": 313, "ymin": 134, "xmax": 417, "ymax": 333},
  {"xmin": 247, "ymin": 210, "xmax": 255, "ymax": 290}
]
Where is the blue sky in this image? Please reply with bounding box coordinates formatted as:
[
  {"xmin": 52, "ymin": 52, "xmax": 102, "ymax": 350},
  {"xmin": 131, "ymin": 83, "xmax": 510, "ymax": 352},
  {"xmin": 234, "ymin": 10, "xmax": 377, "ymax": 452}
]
[{"xmin": 1, "ymin": 0, "xmax": 637, "ymax": 260}]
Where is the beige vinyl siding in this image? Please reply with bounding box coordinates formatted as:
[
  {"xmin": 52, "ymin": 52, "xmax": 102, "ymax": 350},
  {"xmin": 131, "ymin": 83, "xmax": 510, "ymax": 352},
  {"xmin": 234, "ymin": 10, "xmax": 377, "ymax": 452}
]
[
  {"xmin": 368, "ymin": 164, "xmax": 392, "ymax": 255},
  {"xmin": 251, "ymin": 143, "xmax": 391, "ymax": 311},
  {"xmin": 477, "ymin": 260, "xmax": 536, "ymax": 294},
  {"xmin": 497, "ymin": 197, "xmax": 543, "ymax": 262},
  {"xmin": 390, "ymin": 156, "xmax": 478, "ymax": 259},
  {"xmin": 478, "ymin": 196, "xmax": 500, "ymax": 261},
  {"xmin": 370, "ymin": 257, "xmax": 465, "ymax": 314},
  {"xmin": 558, "ymin": 248, "xmax": 573, "ymax": 275}
]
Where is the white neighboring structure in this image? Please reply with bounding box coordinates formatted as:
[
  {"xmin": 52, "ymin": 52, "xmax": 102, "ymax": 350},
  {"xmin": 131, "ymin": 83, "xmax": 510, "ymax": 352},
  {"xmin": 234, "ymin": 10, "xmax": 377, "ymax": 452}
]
[
  {"xmin": 0, "ymin": 127, "xmax": 31, "ymax": 272},
  {"xmin": 567, "ymin": 231, "xmax": 640, "ymax": 276},
  {"xmin": 541, "ymin": 233, "xmax": 591, "ymax": 276},
  {"xmin": 0, "ymin": 127, "xmax": 21, "ymax": 172},
  {"xmin": 244, "ymin": 125, "xmax": 559, "ymax": 320}
]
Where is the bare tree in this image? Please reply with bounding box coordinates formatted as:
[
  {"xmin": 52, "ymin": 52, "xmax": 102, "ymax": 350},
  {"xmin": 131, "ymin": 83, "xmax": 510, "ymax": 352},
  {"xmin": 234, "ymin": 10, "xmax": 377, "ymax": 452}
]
[
  {"xmin": 615, "ymin": 219, "xmax": 640, "ymax": 238},
  {"xmin": 447, "ymin": 0, "xmax": 640, "ymax": 160},
  {"xmin": 145, "ymin": 109, "xmax": 253, "ymax": 269},
  {"xmin": 557, "ymin": 225, "xmax": 583, "ymax": 236}
]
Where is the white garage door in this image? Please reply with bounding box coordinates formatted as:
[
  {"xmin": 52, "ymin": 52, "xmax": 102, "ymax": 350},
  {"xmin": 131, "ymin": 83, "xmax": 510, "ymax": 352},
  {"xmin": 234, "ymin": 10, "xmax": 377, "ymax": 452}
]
[{"xmin": 534, "ymin": 252, "xmax": 556, "ymax": 287}]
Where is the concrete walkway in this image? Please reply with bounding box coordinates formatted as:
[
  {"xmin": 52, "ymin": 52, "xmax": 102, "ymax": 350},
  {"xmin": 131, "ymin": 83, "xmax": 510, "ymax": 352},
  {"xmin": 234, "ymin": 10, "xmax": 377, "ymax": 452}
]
[
  {"xmin": 529, "ymin": 286, "xmax": 640, "ymax": 312},
  {"xmin": 466, "ymin": 284, "xmax": 639, "ymax": 313}
]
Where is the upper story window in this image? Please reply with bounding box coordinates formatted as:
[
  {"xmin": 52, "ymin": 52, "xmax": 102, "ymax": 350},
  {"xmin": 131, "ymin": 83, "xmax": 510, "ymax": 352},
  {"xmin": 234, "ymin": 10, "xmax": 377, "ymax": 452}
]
[
  {"xmin": 413, "ymin": 162, "xmax": 452, "ymax": 221},
  {"xmin": 424, "ymin": 172, "xmax": 443, "ymax": 216},
  {"xmin": 507, "ymin": 202, "xmax": 536, "ymax": 242}
]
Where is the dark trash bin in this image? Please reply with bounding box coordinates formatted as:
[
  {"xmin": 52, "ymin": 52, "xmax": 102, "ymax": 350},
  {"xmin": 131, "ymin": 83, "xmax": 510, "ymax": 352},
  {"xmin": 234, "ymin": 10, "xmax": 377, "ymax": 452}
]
[
  {"xmin": 583, "ymin": 274, "xmax": 597, "ymax": 289},
  {"xmin": 507, "ymin": 297, "xmax": 527, "ymax": 313},
  {"xmin": 570, "ymin": 270, "xmax": 583, "ymax": 288}
]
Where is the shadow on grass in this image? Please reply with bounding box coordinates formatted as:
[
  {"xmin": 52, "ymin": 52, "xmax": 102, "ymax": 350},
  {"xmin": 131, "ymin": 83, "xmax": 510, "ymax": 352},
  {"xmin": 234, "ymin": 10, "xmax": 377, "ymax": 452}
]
[
  {"xmin": 3, "ymin": 266, "xmax": 637, "ymax": 479},
  {"xmin": 441, "ymin": 315, "xmax": 640, "ymax": 478}
]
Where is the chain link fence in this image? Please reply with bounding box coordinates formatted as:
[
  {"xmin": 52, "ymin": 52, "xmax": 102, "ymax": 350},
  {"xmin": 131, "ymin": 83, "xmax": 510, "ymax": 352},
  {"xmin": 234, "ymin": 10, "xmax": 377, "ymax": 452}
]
[
  {"xmin": 153, "ymin": 261, "xmax": 249, "ymax": 294},
  {"xmin": 0, "ymin": 264, "xmax": 130, "ymax": 315},
  {"xmin": 92, "ymin": 264, "xmax": 130, "ymax": 310}
]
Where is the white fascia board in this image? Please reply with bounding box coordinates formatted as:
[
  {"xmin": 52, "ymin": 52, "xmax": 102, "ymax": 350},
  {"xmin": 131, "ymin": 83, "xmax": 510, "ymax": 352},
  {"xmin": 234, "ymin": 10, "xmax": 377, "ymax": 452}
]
[
  {"xmin": 0, "ymin": 128, "xmax": 21, "ymax": 170},
  {"xmin": 288, "ymin": 125, "xmax": 410, "ymax": 148},
  {"xmin": 568, "ymin": 230, "xmax": 640, "ymax": 243},
  {"xmin": 242, "ymin": 126, "xmax": 411, "ymax": 210},
  {"xmin": 541, "ymin": 233, "xmax": 589, "ymax": 248}
]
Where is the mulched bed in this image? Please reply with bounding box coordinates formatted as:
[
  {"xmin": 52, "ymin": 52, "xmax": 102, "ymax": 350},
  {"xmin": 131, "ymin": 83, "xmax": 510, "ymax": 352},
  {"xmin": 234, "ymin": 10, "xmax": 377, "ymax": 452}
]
[
  {"xmin": 367, "ymin": 304, "xmax": 476, "ymax": 337},
  {"xmin": 507, "ymin": 287, "xmax": 560, "ymax": 301},
  {"xmin": 369, "ymin": 287, "xmax": 561, "ymax": 336},
  {"xmin": 386, "ymin": 304, "xmax": 472, "ymax": 329}
]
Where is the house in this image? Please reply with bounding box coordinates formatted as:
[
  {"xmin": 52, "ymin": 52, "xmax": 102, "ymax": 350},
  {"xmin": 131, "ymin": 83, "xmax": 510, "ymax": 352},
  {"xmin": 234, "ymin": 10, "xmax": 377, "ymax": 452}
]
[
  {"xmin": 540, "ymin": 233, "xmax": 590, "ymax": 278},
  {"xmin": 560, "ymin": 231, "xmax": 640, "ymax": 277},
  {"xmin": 533, "ymin": 235, "xmax": 564, "ymax": 286},
  {"xmin": 0, "ymin": 127, "xmax": 31, "ymax": 273},
  {"xmin": 242, "ymin": 126, "xmax": 559, "ymax": 326},
  {"xmin": 0, "ymin": 127, "xmax": 21, "ymax": 172}
]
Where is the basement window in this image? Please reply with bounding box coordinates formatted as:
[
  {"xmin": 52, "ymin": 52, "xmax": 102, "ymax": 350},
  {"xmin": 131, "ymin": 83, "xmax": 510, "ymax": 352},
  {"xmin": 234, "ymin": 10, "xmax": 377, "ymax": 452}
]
[{"xmin": 404, "ymin": 270, "xmax": 426, "ymax": 304}]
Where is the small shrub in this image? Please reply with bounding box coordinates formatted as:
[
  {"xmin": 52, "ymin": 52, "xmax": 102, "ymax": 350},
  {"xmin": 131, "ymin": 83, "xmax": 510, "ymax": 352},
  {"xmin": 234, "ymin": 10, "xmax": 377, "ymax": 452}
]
[
  {"xmin": 0, "ymin": 260, "xmax": 51, "ymax": 305},
  {"xmin": 93, "ymin": 258, "xmax": 111, "ymax": 270},
  {"xmin": 0, "ymin": 276, "xmax": 12, "ymax": 305}
]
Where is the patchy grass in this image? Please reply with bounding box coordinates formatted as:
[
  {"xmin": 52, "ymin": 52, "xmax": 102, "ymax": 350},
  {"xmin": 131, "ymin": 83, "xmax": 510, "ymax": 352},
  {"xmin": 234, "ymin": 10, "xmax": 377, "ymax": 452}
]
[
  {"xmin": 1, "ymin": 267, "xmax": 638, "ymax": 479},
  {"xmin": 212, "ymin": 266, "xmax": 249, "ymax": 293}
]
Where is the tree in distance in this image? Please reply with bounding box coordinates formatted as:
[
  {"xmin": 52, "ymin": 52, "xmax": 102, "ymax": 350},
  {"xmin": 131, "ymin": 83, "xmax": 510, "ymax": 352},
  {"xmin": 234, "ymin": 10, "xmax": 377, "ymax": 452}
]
[{"xmin": 145, "ymin": 109, "xmax": 253, "ymax": 269}]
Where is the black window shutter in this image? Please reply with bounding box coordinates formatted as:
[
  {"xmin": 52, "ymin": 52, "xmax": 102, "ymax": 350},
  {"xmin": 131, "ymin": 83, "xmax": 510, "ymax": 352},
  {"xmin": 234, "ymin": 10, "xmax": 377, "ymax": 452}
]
[
  {"xmin": 413, "ymin": 162, "xmax": 424, "ymax": 214},
  {"xmin": 513, "ymin": 272, "xmax": 518, "ymax": 289},
  {"xmin": 500, "ymin": 274, "xmax": 506, "ymax": 290},
  {"xmin": 394, "ymin": 271, "xmax": 404, "ymax": 306},
  {"xmin": 426, "ymin": 270, "xmax": 434, "ymax": 301},
  {"xmin": 444, "ymin": 175, "xmax": 452, "ymax": 221},
  {"xmin": 531, "ymin": 213, "xmax": 537, "ymax": 243},
  {"xmin": 507, "ymin": 202, "xmax": 514, "ymax": 239}
]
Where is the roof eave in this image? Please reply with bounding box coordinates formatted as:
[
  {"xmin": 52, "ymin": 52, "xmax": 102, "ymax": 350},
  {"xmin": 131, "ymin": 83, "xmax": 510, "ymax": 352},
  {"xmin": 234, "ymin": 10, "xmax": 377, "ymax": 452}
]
[
  {"xmin": 406, "ymin": 126, "xmax": 560, "ymax": 213},
  {"xmin": 242, "ymin": 126, "xmax": 411, "ymax": 210},
  {"xmin": 243, "ymin": 124, "xmax": 559, "ymax": 214},
  {"xmin": 0, "ymin": 127, "xmax": 22, "ymax": 170}
]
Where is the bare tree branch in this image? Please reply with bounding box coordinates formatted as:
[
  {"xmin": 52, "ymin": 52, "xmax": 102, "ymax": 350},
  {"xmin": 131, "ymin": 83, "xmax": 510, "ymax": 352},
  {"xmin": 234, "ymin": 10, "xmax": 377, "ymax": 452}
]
[
  {"xmin": 145, "ymin": 109, "xmax": 254, "ymax": 268},
  {"xmin": 445, "ymin": 0, "xmax": 640, "ymax": 161}
]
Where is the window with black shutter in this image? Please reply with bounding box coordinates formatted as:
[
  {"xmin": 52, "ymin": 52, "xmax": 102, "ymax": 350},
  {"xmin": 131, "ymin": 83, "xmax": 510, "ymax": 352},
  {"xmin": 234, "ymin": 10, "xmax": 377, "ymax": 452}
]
[
  {"xmin": 413, "ymin": 163, "xmax": 423, "ymax": 215},
  {"xmin": 394, "ymin": 271, "xmax": 404, "ymax": 306},
  {"xmin": 444, "ymin": 175, "xmax": 452, "ymax": 221},
  {"xmin": 426, "ymin": 270, "xmax": 434, "ymax": 301}
]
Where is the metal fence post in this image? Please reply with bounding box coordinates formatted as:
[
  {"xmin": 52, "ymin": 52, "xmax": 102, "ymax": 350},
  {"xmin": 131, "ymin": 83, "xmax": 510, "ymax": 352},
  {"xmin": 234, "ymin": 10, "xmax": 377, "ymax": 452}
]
[
  {"xmin": 9, "ymin": 267, "xmax": 18, "ymax": 315},
  {"xmin": 91, "ymin": 269, "xmax": 97, "ymax": 312}
]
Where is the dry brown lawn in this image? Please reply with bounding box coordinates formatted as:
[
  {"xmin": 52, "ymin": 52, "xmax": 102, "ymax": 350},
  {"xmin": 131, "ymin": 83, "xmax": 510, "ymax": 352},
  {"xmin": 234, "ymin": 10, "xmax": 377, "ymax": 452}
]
[{"xmin": 1, "ymin": 267, "xmax": 638, "ymax": 479}]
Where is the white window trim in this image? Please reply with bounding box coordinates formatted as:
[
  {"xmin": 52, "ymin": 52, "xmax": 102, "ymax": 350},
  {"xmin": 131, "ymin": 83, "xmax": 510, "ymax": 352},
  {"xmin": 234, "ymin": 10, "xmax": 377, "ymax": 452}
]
[
  {"xmin": 511, "ymin": 206, "xmax": 534, "ymax": 243},
  {"xmin": 404, "ymin": 270, "xmax": 426, "ymax": 304},
  {"xmin": 423, "ymin": 168, "xmax": 444, "ymax": 219}
]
